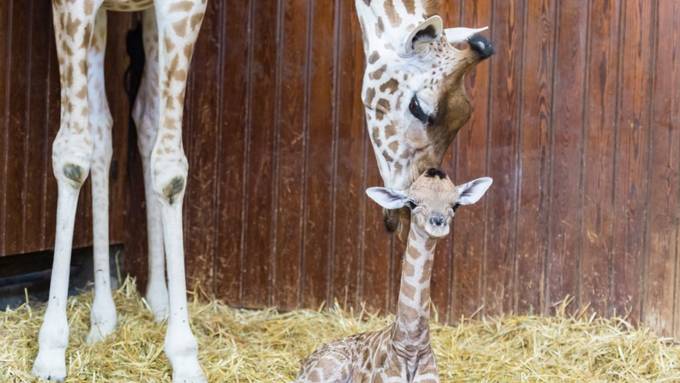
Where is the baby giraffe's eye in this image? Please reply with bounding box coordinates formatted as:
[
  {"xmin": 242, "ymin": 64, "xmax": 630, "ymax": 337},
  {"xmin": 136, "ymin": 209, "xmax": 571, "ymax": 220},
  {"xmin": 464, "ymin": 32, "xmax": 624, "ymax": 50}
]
[
  {"xmin": 452, "ymin": 203, "xmax": 461, "ymax": 212},
  {"xmin": 409, "ymin": 95, "xmax": 434, "ymax": 125}
]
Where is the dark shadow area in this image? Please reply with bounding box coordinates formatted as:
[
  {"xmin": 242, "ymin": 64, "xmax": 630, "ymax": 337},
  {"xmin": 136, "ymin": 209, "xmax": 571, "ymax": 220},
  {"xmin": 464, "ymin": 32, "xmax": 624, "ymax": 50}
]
[{"xmin": 0, "ymin": 245, "xmax": 124, "ymax": 310}]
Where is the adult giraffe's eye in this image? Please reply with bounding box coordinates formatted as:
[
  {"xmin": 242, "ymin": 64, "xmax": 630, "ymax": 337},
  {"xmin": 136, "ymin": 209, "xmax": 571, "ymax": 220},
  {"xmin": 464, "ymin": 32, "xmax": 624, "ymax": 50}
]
[
  {"xmin": 406, "ymin": 200, "xmax": 418, "ymax": 210},
  {"xmin": 409, "ymin": 95, "xmax": 433, "ymax": 125}
]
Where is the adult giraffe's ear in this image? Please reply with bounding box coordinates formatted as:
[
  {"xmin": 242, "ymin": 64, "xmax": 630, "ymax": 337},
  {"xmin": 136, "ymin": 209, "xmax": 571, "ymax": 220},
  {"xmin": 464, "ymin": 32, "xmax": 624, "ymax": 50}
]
[
  {"xmin": 445, "ymin": 26, "xmax": 488, "ymax": 44},
  {"xmin": 456, "ymin": 177, "xmax": 493, "ymax": 206},
  {"xmin": 366, "ymin": 187, "xmax": 410, "ymax": 210},
  {"xmin": 402, "ymin": 15, "xmax": 443, "ymax": 56}
]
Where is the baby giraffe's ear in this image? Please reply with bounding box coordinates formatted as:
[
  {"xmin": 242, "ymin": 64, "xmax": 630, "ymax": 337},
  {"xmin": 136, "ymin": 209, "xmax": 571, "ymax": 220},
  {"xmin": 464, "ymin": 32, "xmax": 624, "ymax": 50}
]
[
  {"xmin": 366, "ymin": 187, "xmax": 410, "ymax": 210},
  {"xmin": 456, "ymin": 177, "xmax": 493, "ymax": 205}
]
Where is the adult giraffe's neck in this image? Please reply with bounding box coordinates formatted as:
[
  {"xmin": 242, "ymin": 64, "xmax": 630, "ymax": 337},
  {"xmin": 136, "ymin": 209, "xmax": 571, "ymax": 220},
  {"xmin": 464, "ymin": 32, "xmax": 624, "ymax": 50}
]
[{"xmin": 392, "ymin": 221, "xmax": 437, "ymax": 354}]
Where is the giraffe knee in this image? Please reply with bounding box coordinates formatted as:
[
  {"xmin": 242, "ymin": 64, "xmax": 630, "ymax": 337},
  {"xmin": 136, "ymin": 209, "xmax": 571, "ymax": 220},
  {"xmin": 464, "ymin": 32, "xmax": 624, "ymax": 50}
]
[
  {"xmin": 63, "ymin": 164, "xmax": 87, "ymax": 185},
  {"xmin": 161, "ymin": 176, "xmax": 185, "ymax": 204},
  {"xmin": 151, "ymin": 155, "xmax": 188, "ymax": 205}
]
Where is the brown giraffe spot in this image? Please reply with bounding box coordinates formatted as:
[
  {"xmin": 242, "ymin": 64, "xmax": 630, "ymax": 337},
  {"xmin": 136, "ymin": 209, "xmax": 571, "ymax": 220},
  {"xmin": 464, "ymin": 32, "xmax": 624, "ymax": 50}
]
[
  {"xmin": 371, "ymin": 128, "xmax": 382, "ymax": 147},
  {"xmin": 382, "ymin": 150, "xmax": 394, "ymax": 162},
  {"xmin": 375, "ymin": 17, "xmax": 385, "ymax": 38},
  {"xmin": 164, "ymin": 35, "xmax": 176, "ymax": 52},
  {"xmin": 65, "ymin": 14, "xmax": 81, "ymax": 36},
  {"xmin": 170, "ymin": 0, "xmax": 194, "ymax": 12},
  {"xmin": 174, "ymin": 69, "xmax": 188, "ymax": 82},
  {"xmin": 420, "ymin": 260, "xmax": 433, "ymax": 283},
  {"xmin": 79, "ymin": 60, "xmax": 88, "ymax": 76},
  {"xmin": 388, "ymin": 141, "xmax": 399, "ymax": 153},
  {"xmin": 369, "ymin": 64, "xmax": 387, "ymax": 80},
  {"xmin": 407, "ymin": 246, "xmax": 421, "ymax": 259},
  {"xmin": 397, "ymin": 302, "xmax": 419, "ymax": 320},
  {"xmin": 75, "ymin": 85, "xmax": 87, "ymax": 99},
  {"xmin": 403, "ymin": 260, "xmax": 415, "ymax": 277},
  {"xmin": 163, "ymin": 117, "xmax": 178, "ymax": 130},
  {"xmin": 190, "ymin": 13, "xmax": 205, "ymax": 31},
  {"xmin": 384, "ymin": 123, "xmax": 397, "ymax": 138},
  {"xmin": 401, "ymin": 281, "xmax": 416, "ymax": 300},
  {"xmin": 172, "ymin": 19, "xmax": 188, "ymax": 37},
  {"xmin": 183, "ymin": 44, "xmax": 193, "ymax": 59},
  {"xmin": 379, "ymin": 78, "xmax": 399, "ymax": 94},
  {"xmin": 368, "ymin": 51, "xmax": 380, "ymax": 64},
  {"xmin": 420, "ymin": 287, "xmax": 430, "ymax": 302},
  {"xmin": 376, "ymin": 98, "xmax": 390, "ymax": 113},
  {"xmin": 84, "ymin": 0, "xmax": 94, "ymax": 15},
  {"xmin": 383, "ymin": 0, "xmax": 401, "ymax": 27},
  {"xmin": 365, "ymin": 87, "xmax": 376, "ymax": 105},
  {"xmin": 82, "ymin": 25, "xmax": 92, "ymax": 48},
  {"xmin": 403, "ymin": 0, "xmax": 416, "ymax": 14}
]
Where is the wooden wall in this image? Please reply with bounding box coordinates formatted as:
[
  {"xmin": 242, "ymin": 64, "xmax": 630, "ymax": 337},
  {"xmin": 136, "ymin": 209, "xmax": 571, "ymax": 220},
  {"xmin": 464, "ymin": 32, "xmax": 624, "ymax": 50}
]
[
  {"xmin": 0, "ymin": 1, "xmax": 133, "ymax": 256},
  {"xmin": 1, "ymin": 1, "xmax": 679, "ymax": 337}
]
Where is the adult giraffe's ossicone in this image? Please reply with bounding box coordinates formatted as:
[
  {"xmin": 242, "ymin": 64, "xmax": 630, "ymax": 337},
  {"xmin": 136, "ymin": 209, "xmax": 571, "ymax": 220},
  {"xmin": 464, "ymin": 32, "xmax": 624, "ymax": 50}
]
[{"xmin": 355, "ymin": 0, "xmax": 494, "ymax": 235}]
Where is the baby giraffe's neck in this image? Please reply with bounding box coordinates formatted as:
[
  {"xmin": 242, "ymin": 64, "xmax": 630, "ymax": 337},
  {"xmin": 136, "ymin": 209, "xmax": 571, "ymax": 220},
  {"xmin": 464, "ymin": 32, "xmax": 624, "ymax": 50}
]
[{"xmin": 392, "ymin": 222, "xmax": 437, "ymax": 358}]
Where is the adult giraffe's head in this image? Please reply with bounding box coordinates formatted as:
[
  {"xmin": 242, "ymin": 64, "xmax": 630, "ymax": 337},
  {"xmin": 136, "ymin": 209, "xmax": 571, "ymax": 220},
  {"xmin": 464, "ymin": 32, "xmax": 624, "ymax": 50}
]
[
  {"xmin": 367, "ymin": 168, "xmax": 492, "ymax": 239},
  {"xmin": 355, "ymin": 0, "xmax": 494, "ymax": 231}
]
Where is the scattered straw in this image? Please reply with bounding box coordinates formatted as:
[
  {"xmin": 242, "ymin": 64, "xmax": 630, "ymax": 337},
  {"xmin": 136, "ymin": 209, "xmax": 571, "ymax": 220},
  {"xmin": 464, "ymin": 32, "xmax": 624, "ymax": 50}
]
[{"xmin": 2, "ymin": 278, "xmax": 679, "ymax": 382}]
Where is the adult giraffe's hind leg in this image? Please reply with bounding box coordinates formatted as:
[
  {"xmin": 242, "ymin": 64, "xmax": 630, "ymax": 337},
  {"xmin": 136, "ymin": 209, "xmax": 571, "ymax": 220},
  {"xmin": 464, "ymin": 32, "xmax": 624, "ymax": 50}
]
[
  {"xmin": 33, "ymin": 0, "xmax": 103, "ymax": 380},
  {"xmin": 132, "ymin": 7, "xmax": 169, "ymax": 322},
  {"xmin": 86, "ymin": 8, "xmax": 117, "ymax": 344},
  {"xmin": 152, "ymin": 1, "xmax": 207, "ymax": 381}
]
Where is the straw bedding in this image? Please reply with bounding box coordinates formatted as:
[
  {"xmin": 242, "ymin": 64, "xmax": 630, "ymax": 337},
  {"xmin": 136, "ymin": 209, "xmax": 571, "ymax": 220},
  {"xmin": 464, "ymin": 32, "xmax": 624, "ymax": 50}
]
[{"xmin": 2, "ymin": 278, "xmax": 679, "ymax": 382}]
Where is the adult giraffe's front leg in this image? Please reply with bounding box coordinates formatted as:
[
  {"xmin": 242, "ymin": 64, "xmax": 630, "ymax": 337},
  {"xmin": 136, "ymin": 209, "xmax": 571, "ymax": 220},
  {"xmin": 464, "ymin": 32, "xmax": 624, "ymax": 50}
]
[
  {"xmin": 33, "ymin": 0, "xmax": 103, "ymax": 380},
  {"xmin": 86, "ymin": 7, "xmax": 117, "ymax": 345},
  {"xmin": 152, "ymin": 1, "xmax": 207, "ymax": 382}
]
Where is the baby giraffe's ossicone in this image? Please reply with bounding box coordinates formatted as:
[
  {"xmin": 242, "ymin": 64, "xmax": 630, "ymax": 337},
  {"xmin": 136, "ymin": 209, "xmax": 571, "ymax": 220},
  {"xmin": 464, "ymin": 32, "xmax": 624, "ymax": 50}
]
[{"xmin": 296, "ymin": 168, "xmax": 492, "ymax": 383}]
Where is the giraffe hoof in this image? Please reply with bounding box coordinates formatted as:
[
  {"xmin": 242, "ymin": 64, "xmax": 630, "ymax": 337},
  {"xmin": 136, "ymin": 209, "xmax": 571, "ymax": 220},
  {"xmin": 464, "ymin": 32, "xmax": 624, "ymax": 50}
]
[{"xmin": 32, "ymin": 350, "xmax": 66, "ymax": 382}]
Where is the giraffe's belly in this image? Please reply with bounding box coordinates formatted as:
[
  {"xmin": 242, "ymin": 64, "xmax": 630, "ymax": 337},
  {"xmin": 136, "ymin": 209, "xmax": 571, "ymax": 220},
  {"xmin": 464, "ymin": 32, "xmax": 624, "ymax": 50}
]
[{"xmin": 102, "ymin": 0, "xmax": 154, "ymax": 12}]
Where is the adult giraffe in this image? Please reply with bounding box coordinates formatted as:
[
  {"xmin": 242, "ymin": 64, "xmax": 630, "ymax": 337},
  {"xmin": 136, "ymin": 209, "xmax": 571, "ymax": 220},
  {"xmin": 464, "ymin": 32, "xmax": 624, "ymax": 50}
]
[
  {"xmin": 32, "ymin": 0, "xmax": 207, "ymax": 382},
  {"xmin": 355, "ymin": 0, "xmax": 494, "ymax": 235}
]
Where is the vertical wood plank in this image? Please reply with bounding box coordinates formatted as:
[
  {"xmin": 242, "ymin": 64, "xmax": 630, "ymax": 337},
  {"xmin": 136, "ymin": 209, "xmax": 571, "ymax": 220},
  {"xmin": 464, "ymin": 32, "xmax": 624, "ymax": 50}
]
[
  {"xmin": 4, "ymin": 0, "xmax": 30, "ymax": 254},
  {"xmin": 610, "ymin": 0, "xmax": 654, "ymax": 322},
  {"xmin": 483, "ymin": 0, "xmax": 523, "ymax": 316},
  {"xmin": 300, "ymin": 0, "xmax": 336, "ymax": 308},
  {"xmin": 214, "ymin": 0, "xmax": 251, "ymax": 305},
  {"xmin": 546, "ymin": 0, "xmax": 588, "ymax": 312},
  {"xmin": 644, "ymin": 0, "xmax": 678, "ymax": 336},
  {"xmin": 580, "ymin": 0, "xmax": 620, "ymax": 316},
  {"xmin": 272, "ymin": 0, "xmax": 308, "ymax": 309},
  {"xmin": 0, "ymin": 0, "xmax": 9, "ymax": 255},
  {"xmin": 330, "ymin": 0, "xmax": 365, "ymax": 309},
  {"xmin": 514, "ymin": 0, "xmax": 555, "ymax": 314},
  {"xmin": 182, "ymin": 0, "xmax": 221, "ymax": 293},
  {"xmin": 241, "ymin": 0, "xmax": 278, "ymax": 307},
  {"xmin": 449, "ymin": 0, "xmax": 492, "ymax": 321}
]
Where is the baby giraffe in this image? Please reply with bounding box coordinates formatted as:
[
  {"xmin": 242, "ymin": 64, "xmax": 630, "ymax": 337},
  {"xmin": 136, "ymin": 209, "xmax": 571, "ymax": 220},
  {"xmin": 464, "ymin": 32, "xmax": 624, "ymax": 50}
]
[{"xmin": 296, "ymin": 168, "xmax": 492, "ymax": 383}]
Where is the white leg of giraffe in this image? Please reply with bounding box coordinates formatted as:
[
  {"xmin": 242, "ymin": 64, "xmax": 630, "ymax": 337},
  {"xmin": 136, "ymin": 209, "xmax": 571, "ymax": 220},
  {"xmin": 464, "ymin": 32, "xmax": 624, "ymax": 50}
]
[
  {"xmin": 132, "ymin": 7, "xmax": 169, "ymax": 322},
  {"xmin": 86, "ymin": 8, "xmax": 117, "ymax": 344},
  {"xmin": 33, "ymin": 1, "xmax": 103, "ymax": 380},
  {"xmin": 152, "ymin": 1, "xmax": 207, "ymax": 381}
]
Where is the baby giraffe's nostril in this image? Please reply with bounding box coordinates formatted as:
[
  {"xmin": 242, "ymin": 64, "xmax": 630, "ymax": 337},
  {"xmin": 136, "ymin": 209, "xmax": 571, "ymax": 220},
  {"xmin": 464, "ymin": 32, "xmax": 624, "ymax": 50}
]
[{"xmin": 430, "ymin": 216, "xmax": 445, "ymax": 227}]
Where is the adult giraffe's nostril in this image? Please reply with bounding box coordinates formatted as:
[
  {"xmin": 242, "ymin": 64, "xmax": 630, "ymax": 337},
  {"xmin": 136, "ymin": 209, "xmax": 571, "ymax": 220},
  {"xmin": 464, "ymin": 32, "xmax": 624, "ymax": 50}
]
[{"xmin": 468, "ymin": 34, "xmax": 495, "ymax": 59}]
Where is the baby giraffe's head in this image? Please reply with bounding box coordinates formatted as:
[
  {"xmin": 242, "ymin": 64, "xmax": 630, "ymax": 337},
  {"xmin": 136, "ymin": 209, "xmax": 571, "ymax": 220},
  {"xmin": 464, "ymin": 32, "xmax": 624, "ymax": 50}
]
[{"xmin": 366, "ymin": 168, "xmax": 492, "ymax": 238}]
